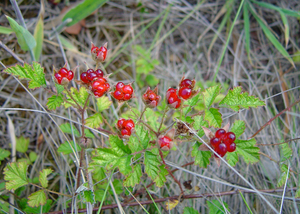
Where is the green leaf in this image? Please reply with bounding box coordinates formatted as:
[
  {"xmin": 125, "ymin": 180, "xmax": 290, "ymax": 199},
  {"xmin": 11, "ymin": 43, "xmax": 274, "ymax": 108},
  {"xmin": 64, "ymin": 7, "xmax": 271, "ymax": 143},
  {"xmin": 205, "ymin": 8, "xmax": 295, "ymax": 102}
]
[
  {"xmin": 144, "ymin": 151, "xmax": 163, "ymax": 183},
  {"xmin": 6, "ymin": 16, "xmax": 36, "ymax": 51},
  {"xmin": 39, "ymin": 169, "xmax": 52, "ymax": 188},
  {"xmin": 219, "ymin": 87, "xmax": 265, "ymax": 111},
  {"xmin": 59, "ymin": 35, "xmax": 78, "ymax": 51},
  {"xmin": 226, "ymin": 151, "xmax": 239, "ymax": 166},
  {"xmin": 279, "ymin": 11, "xmax": 289, "ymax": 47},
  {"xmin": 96, "ymin": 96, "xmax": 112, "ymax": 112},
  {"xmin": 145, "ymin": 74, "xmax": 159, "ymax": 86},
  {"xmin": 24, "ymin": 199, "xmax": 52, "ymax": 214},
  {"xmin": 16, "ymin": 136, "xmax": 29, "ymax": 153},
  {"xmin": 183, "ymin": 94, "xmax": 202, "ymax": 115},
  {"xmin": 279, "ymin": 143, "xmax": 292, "ymax": 162},
  {"xmin": 134, "ymin": 125, "xmax": 150, "ymax": 149},
  {"xmin": 0, "ymin": 148, "xmax": 11, "ymax": 162},
  {"xmin": 204, "ymin": 108, "xmax": 222, "ymax": 128},
  {"xmin": 4, "ymin": 162, "xmax": 29, "ymax": 191},
  {"xmin": 60, "ymin": 123, "xmax": 80, "ymax": 136},
  {"xmin": 235, "ymin": 138, "xmax": 260, "ymax": 164},
  {"xmin": 0, "ymin": 26, "xmax": 14, "ymax": 34},
  {"xmin": 207, "ymin": 199, "xmax": 230, "ymax": 214},
  {"xmin": 243, "ymin": 2, "xmax": 252, "ymax": 64},
  {"xmin": 230, "ymin": 120, "xmax": 246, "ymax": 138},
  {"xmin": 29, "ymin": 151, "xmax": 38, "ymax": 163},
  {"xmin": 293, "ymin": 50, "xmax": 300, "ymax": 63},
  {"xmin": 33, "ymin": 15, "xmax": 44, "ymax": 61},
  {"xmin": 27, "ymin": 190, "xmax": 46, "ymax": 207},
  {"xmin": 249, "ymin": 6, "xmax": 294, "ymax": 66},
  {"xmin": 63, "ymin": 87, "xmax": 89, "ymax": 108},
  {"xmin": 57, "ymin": 141, "xmax": 81, "ymax": 155},
  {"xmin": 203, "ymin": 85, "xmax": 222, "ymax": 108},
  {"xmin": 85, "ymin": 113, "xmax": 103, "ymax": 128},
  {"xmin": 123, "ymin": 164, "xmax": 142, "ymax": 187},
  {"xmin": 83, "ymin": 190, "xmax": 95, "ymax": 204},
  {"xmin": 277, "ymin": 164, "xmax": 290, "ymax": 187},
  {"xmin": 144, "ymin": 108, "xmax": 160, "ymax": 130},
  {"xmin": 47, "ymin": 94, "xmax": 63, "ymax": 110},
  {"xmin": 193, "ymin": 115, "xmax": 209, "ymax": 137},
  {"xmin": 191, "ymin": 142, "xmax": 211, "ymax": 168},
  {"xmin": 55, "ymin": 83, "xmax": 64, "ymax": 94},
  {"xmin": 128, "ymin": 135, "xmax": 143, "ymax": 154},
  {"xmin": 92, "ymin": 135, "xmax": 132, "ymax": 175},
  {"xmin": 183, "ymin": 207, "xmax": 199, "ymax": 214},
  {"xmin": 3, "ymin": 62, "xmax": 46, "ymax": 89},
  {"xmin": 62, "ymin": 0, "xmax": 107, "ymax": 27},
  {"xmin": 153, "ymin": 165, "xmax": 168, "ymax": 187}
]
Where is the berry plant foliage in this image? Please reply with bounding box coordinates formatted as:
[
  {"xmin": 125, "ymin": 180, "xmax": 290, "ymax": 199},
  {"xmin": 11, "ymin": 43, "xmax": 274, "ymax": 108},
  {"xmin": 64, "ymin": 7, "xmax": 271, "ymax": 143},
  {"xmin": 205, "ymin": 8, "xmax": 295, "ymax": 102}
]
[{"xmin": 3, "ymin": 41, "xmax": 279, "ymax": 210}]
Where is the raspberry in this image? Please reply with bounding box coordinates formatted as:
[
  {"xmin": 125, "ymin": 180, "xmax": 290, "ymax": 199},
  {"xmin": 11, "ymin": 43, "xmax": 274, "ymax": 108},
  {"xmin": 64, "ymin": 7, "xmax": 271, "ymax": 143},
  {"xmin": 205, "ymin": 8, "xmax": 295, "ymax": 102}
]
[
  {"xmin": 113, "ymin": 90, "xmax": 124, "ymax": 100},
  {"xmin": 95, "ymin": 69, "xmax": 104, "ymax": 78},
  {"xmin": 215, "ymin": 143, "xmax": 227, "ymax": 157},
  {"xmin": 142, "ymin": 88, "xmax": 161, "ymax": 108},
  {"xmin": 117, "ymin": 118, "xmax": 126, "ymax": 130},
  {"xmin": 87, "ymin": 72, "xmax": 97, "ymax": 82},
  {"xmin": 121, "ymin": 129, "xmax": 131, "ymax": 136},
  {"xmin": 66, "ymin": 70, "xmax": 74, "ymax": 80},
  {"xmin": 167, "ymin": 93, "xmax": 181, "ymax": 109},
  {"xmin": 54, "ymin": 73, "xmax": 62, "ymax": 84},
  {"xmin": 86, "ymin": 69, "xmax": 94, "ymax": 74},
  {"xmin": 215, "ymin": 129, "xmax": 226, "ymax": 139},
  {"xmin": 148, "ymin": 91, "xmax": 157, "ymax": 101},
  {"xmin": 80, "ymin": 72, "xmax": 89, "ymax": 83},
  {"xmin": 226, "ymin": 132, "xmax": 236, "ymax": 142},
  {"xmin": 210, "ymin": 137, "xmax": 220, "ymax": 147},
  {"xmin": 94, "ymin": 90, "xmax": 105, "ymax": 98},
  {"xmin": 178, "ymin": 87, "xmax": 192, "ymax": 99},
  {"xmin": 96, "ymin": 46, "xmax": 107, "ymax": 62},
  {"xmin": 123, "ymin": 119, "xmax": 135, "ymax": 131},
  {"xmin": 180, "ymin": 79, "xmax": 193, "ymax": 88},
  {"xmin": 59, "ymin": 68, "xmax": 68, "ymax": 76},
  {"xmin": 92, "ymin": 78, "xmax": 109, "ymax": 98},
  {"xmin": 123, "ymin": 93, "xmax": 132, "ymax": 101},
  {"xmin": 117, "ymin": 119, "xmax": 135, "ymax": 137},
  {"xmin": 227, "ymin": 143, "xmax": 236, "ymax": 152},
  {"xmin": 116, "ymin": 82, "xmax": 125, "ymax": 91},
  {"xmin": 166, "ymin": 88, "xmax": 177, "ymax": 99},
  {"xmin": 123, "ymin": 85, "xmax": 133, "ymax": 94},
  {"xmin": 54, "ymin": 68, "xmax": 74, "ymax": 85},
  {"xmin": 158, "ymin": 135, "xmax": 173, "ymax": 150}
]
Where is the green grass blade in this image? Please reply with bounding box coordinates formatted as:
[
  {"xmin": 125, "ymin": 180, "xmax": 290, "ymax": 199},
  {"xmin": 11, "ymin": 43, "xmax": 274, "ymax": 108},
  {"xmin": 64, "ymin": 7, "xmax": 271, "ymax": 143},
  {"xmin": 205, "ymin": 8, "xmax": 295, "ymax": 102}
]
[
  {"xmin": 144, "ymin": 184, "xmax": 162, "ymax": 214},
  {"xmin": 249, "ymin": 5, "xmax": 294, "ymax": 66},
  {"xmin": 213, "ymin": 0, "xmax": 245, "ymax": 82},
  {"xmin": 243, "ymin": 2, "xmax": 252, "ymax": 64},
  {"xmin": 239, "ymin": 190, "xmax": 254, "ymax": 214},
  {"xmin": 279, "ymin": 11, "xmax": 289, "ymax": 47},
  {"xmin": 97, "ymin": 172, "xmax": 113, "ymax": 214},
  {"xmin": 33, "ymin": 16, "xmax": 44, "ymax": 62},
  {"xmin": 0, "ymin": 26, "xmax": 14, "ymax": 34}
]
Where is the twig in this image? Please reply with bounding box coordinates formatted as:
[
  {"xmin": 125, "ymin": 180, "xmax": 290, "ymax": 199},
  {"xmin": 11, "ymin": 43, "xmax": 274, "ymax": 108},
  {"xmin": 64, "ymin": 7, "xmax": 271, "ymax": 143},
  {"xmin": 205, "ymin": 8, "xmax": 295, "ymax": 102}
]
[
  {"xmin": 256, "ymin": 138, "xmax": 300, "ymax": 146},
  {"xmin": 0, "ymin": 41, "xmax": 24, "ymax": 65}
]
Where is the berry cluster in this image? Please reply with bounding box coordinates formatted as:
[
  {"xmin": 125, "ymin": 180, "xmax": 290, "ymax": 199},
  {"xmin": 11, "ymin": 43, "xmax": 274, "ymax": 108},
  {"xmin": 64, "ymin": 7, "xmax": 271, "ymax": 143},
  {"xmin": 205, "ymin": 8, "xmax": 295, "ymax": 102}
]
[
  {"xmin": 92, "ymin": 78, "xmax": 110, "ymax": 98},
  {"xmin": 210, "ymin": 129, "xmax": 236, "ymax": 157},
  {"xmin": 117, "ymin": 118, "xmax": 135, "ymax": 136},
  {"xmin": 142, "ymin": 87, "xmax": 161, "ymax": 108},
  {"xmin": 112, "ymin": 82, "xmax": 134, "ymax": 101},
  {"xmin": 54, "ymin": 68, "xmax": 74, "ymax": 85},
  {"xmin": 166, "ymin": 88, "xmax": 181, "ymax": 109},
  {"xmin": 158, "ymin": 135, "xmax": 173, "ymax": 151},
  {"xmin": 178, "ymin": 78, "xmax": 195, "ymax": 100},
  {"xmin": 91, "ymin": 43, "xmax": 107, "ymax": 62},
  {"xmin": 80, "ymin": 69, "xmax": 104, "ymax": 84}
]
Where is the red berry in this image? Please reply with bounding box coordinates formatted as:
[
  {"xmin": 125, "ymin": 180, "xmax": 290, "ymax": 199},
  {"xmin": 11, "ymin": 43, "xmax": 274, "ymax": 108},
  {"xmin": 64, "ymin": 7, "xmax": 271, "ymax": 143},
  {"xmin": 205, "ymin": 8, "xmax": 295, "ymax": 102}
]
[
  {"xmin": 59, "ymin": 68, "xmax": 68, "ymax": 76},
  {"xmin": 123, "ymin": 85, "xmax": 133, "ymax": 94},
  {"xmin": 227, "ymin": 143, "xmax": 236, "ymax": 152},
  {"xmin": 92, "ymin": 78, "xmax": 107, "ymax": 90},
  {"xmin": 94, "ymin": 90, "xmax": 105, "ymax": 98},
  {"xmin": 226, "ymin": 132, "xmax": 236, "ymax": 142},
  {"xmin": 66, "ymin": 70, "xmax": 74, "ymax": 81},
  {"xmin": 158, "ymin": 135, "xmax": 173, "ymax": 150},
  {"xmin": 215, "ymin": 143, "xmax": 227, "ymax": 157},
  {"xmin": 142, "ymin": 93, "xmax": 148, "ymax": 101},
  {"xmin": 87, "ymin": 69, "xmax": 94, "ymax": 74},
  {"xmin": 116, "ymin": 82, "xmax": 125, "ymax": 91},
  {"xmin": 148, "ymin": 91, "xmax": 157, "ymax": 101},
  {"xmin": 123, "ymin": 93, "xmax": 132, "ymax": 101},
  {"xmin": 95, "ymin": 69, "xmax": 104, "ymax": 78},
  {"xmin": 54, "ymin": 73, "xmax": 62, "ymax": 84},
  {"xmin": 121, "ymin": 129, "xmax": 131, "ymax": 136},
  {"xmin": 113, "ymin": 90, "xmax": 124, "ymax": 100},
  {"xmin": 87, "ymin": 72, "xmax": 97, "ymax": 81},
  {"xmin": 96, "ymin": 46, "xmax": 107, "ymax": 62},
  {"xmin": 80, "ymin": 72, "xmax": 89, "ymax": 83},
  {"xmin": 166, "ymin": 88, "xmax": 177, "ymax": 99},
  {"xmin": 117, "ymin": 118, "xmax": 126, "ymax": 130},
  {"xmin": 167, "ymin": 94, "xmax": 181, "ymax": 108},
  {"xmin": 104, "ymin": 83, "xmax": 110, "ymax": 90},
  {"xmin": 123, "ymin": 119, "xmax": 135, "ymax": 131},
  {"xmin": 178, "ymin": 87, "xmax": 192, "ymax": 99},
  {"xmin": 180, "ymin": 79, "xmax": 193, "ymax": 88},
  {"xmin": 210, "ymin": 137, "xmax": 220, "ymax": 147},
  {"xmin": 215, "ymin": 129, "xmax": 226, "ymax": 139}
]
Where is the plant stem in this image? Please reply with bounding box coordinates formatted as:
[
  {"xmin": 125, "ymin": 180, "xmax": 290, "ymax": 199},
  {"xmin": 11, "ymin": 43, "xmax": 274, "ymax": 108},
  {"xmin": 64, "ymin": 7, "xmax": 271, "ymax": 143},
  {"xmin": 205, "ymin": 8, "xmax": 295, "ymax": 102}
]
[
  {"xmin": 157, "ymin": 107, "xmax": 169, "ymax": 135},
  {"xmin": 30, "ymin": 183, "xmax": 72, "ymax": 197},
  {"xmin": 64, "ymin": 87, "xmax": 82, "ymax": 109}
]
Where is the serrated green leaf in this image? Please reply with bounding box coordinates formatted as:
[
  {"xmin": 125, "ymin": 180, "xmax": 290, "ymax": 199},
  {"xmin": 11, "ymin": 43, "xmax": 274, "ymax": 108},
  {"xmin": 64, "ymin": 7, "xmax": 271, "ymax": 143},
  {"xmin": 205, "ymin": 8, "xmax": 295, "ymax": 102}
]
[
  {"xmin": 183, "ymin": 207, "xmax": 199, "ymax": 214},
  {"xmin": 96, "ymin": 96, "xmax": 112, "ymax": 112},
  {"xmin": 183, "ymin": 94, "xmax": 202, "ymax": 115},
  {"xmin": 123, "ymin": 164, "xmax": 142, "ymax": 187},
  {"xmin": 47, "ymin": 94, "xmax": 63, "ymax": 110},
  {"xmin": 6, "ymin": 16, "xmax": 36, "ymax": 51},
  {"xmin": 279, "ymin": 143, "xmax": 292, "ymax": 161},
  {"xmin": 39, "ymin": 169, "xmax": 52, "ymax": 188},
  {"xmin": 193, "ymin": 115, "xmax": 209, "ymax": 137},
  {"xmin": 219, "ymin": 87, "xmax": 265, "ymax": 111},
  {"xmin": 62, "ymin": 0, "xmax": 107, "ymax": 27},
  {"xmin": 203, "ymin": 85, "xmax": 222, "ymax": 108},
  {"xmin": 226, "ymin": 151, "xmax": 239, "ymax": 166},
  {"xmin": 83, "ymin": 190, "xmax": 95, "ymax": 204},
  {"xmin": 85, "ymin": 113, "xmax": 103, "ymax": 128},
  {"xmin": 16, "ymin": 136, "xmax": 29, "ymax": 153},
  {"xmin": 55, "ymin": 83, "xmax": 64, "ymax": 94},
  {"xmin": 153, "ymin": 165, "xmax": 168, "ymax": 187},
  {"xmin": 3, "ymin": 62, "xmax": 46, "ymax": 89},
  {"xmin": 33, "ymin": 15, "xmax": 44, "ymax": 61},
  {"xmin": 144, "ymin": 108, "xmax": 161, "ymax": 130},
  {"xmin": 57, "ymin": 141, "xmax": 81, "ymax": 155},
  {"xmin": 4, "ymin": 162, "xmax": 29, "ymax": 191},
  {"xmin": 144, "ymin": 151, "xmax": 161, "ymax": 181},
  {"xmin": 250, "ymin": 6, "xmax": 294, "ymax": 66},
  {"xmin": 92, "ymin": 135, "xmax": 132, "ymax": 175},
  {"xmin": 63, "ymin": 87, "xmax": 89, "ymax": 108},
  {"xmin": 28, "ymin": 190, "xmax": 46, "ymax": 207},
  {"xmin": 135, "ymin": 125, "xmax": 150, "ymax": 149},
  {"xmin": 0, "ymin": 26, "xmax": 14, "ymax": 34},
  {"xmin": 191, "ymin": 142, "xmax": 211, "ymax": 168},
  {"xmin": 24, "ymin": 199, "xmax": 52, "ymax": 214},
  {"xmin": 230, "ymin": 120, "xmax": 246, "ymax": 138},
  {"xmin": 0, "ymin": 148, "xmax": 11, "ymax": 161},
  {"xmin": 128, "ymin": 135, "xmax": 143, "ymax": 153},
  {"xmin": 207, "ymin": 199, "xmax": 230, "ymax": 214},
  {"xmin": 235, "ymin": 139, "xmax": 260, "ymax": 164},
  {"xmin": 29, "ymin": 151, "xmax": 38, "ymax": 163},
  {"xmin": 204, "ymin": 108, "xmax": 222, "ymax": 128}
]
